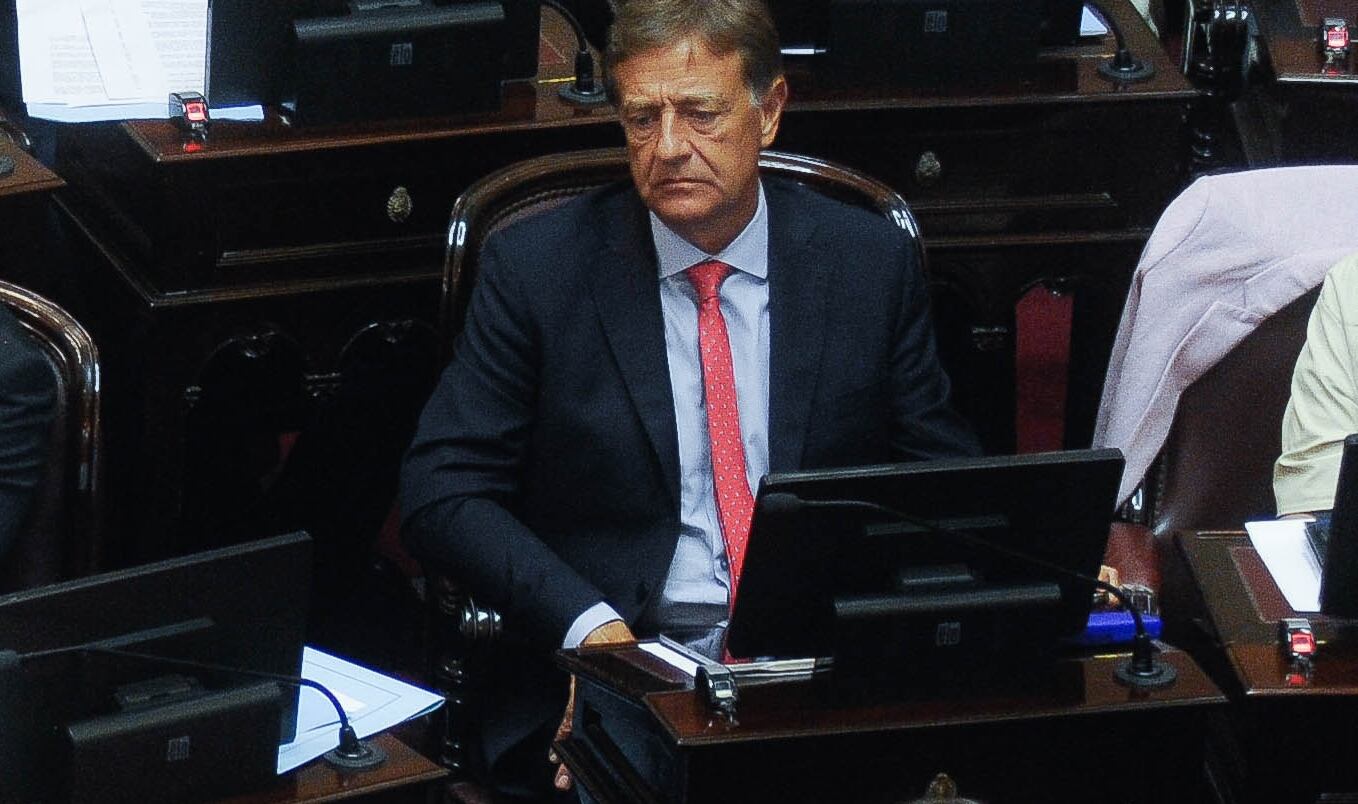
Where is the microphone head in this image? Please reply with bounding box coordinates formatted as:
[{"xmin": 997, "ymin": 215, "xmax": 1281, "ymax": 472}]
[
  {"xmin": 0, "ymin": 650, "xmax": 18, "ymax": 670},
  {"xmin": 760, "ymin": 492, "xmax": 804, "ymax": 517}
]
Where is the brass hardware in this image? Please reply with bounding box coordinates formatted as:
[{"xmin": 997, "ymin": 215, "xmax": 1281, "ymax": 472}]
[
  {"xmin": 386, "ymin": 186, "xmax": 413, "ymax": 223},
  {"xmin": 914, "ymin": 150, "xmax": 943, "ymax": 187}
]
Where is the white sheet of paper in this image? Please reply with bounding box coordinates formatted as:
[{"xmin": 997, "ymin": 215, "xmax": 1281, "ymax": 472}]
[
  {"xmin": 276, "ymin": 646, "xmax": 445, "ymax": 774},
  {"xmin": 1246, "ymin": 519, "xmax": 1322, "ymax": 613},
  {"xmin": 17, "ymin": 0, "xmax": 211, "ymax": 121},
  {"xmin": 638, "ymin": 641, "xmax": 699, "ymax": 678},
  {"xmin": 1081, "ymin": 5, "xmax": 1110, "ymax": 37}
]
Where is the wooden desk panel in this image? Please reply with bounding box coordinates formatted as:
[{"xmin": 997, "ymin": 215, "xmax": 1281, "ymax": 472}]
[
  {"xmin": 1177, "ymin": 530, "xmax": 1358, "ymax": 802},
  {"xmin": 558, "ymin": 645, "xmax": 1224, "ymax": 803},
  {"xmin": 0, "ymin": 131, "xmax": 63, "ymax": 290},
  {"xmin": 1205, "ymin": 0, "xmax": 1358, "ymax": 164},
  {"xmin": 218, "ymin": 734, "xmax": 446, "ymax": 804}
]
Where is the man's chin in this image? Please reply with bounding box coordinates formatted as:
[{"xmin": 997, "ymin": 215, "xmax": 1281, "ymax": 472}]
[{"xmin": 649, "ymin": 201, "xmax": 718, "ymax": 230}]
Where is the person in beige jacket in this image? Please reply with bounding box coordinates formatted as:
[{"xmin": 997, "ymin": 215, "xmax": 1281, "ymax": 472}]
[{"xmin": 1275, "ymin": 252, "xmax": 1358, "ymax": 516}]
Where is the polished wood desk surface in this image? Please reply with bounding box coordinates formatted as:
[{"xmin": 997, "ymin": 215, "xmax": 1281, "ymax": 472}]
[
  {"xmin": 217, "ymin": 733, "xmax": 446, "ymax": 804},
  {"xmin": 560, "ymin": 642, "xmax": 1223, "ymax": 745},
  {"xmin": 1177, "ymin": 529, "xmax": 1358, "ymax": 697},
  {"xmin": 0, "ymin": 137, "xmax": 62, "ymax": 200},
  {"xmin": 112, "ymin": 0, "xmax": 1190, "ymax": 164}
]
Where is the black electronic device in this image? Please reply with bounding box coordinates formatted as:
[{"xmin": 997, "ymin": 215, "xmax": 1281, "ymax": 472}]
[
  {"xmin": 205, "ymin": 0, "xmax": 298, "ymax": 107},
  {"xmin": 0, "ymin": 532, "xmax": 311, "ymax": 803},
  {"xmin": 1, "ymin": 0, "xmax": 19, "ymax": 107},
  {"xmin": 826, "ymin": 0, "xmax": 1045, "ymax": 81},
  {"xmin": 726, "ymin": 449, "xmax": 1124, "ymax": 684},
  {"xmin": 286, "ymin": 1, "xmax": 506, "ymax": 124},
  {"xmin": 773, "ymin": 0, "xmax": 1083, "ymax": 55},
  {"xmin": 1316, "ymin": 433, "xmax": 1358, "ymax": 617}
]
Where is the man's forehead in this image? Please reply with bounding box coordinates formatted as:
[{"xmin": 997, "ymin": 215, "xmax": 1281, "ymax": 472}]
[{"xmin": 614, "ymin": 38, "xmax": 745, "ymax": 100}]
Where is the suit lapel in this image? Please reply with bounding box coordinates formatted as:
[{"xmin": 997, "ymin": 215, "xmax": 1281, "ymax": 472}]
[
  {"xmin": 767, "ymin": 181, "xmax": 828, "ymax": 473},
  {"xmin": 587, "ymin": 191, "xmax": 682, "ymax": 507}
]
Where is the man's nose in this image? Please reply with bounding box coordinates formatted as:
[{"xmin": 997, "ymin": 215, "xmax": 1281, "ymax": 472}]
[{"xmin": 656, "ymin": 109, "xmax": 691, "ymax": 160}]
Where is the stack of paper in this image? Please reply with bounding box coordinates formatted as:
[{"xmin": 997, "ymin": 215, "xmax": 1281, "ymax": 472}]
[
  {"xmin": 1246, "ymin": 519, "xmax": 1323, "ymax": 613},
  {"xmin": 16, "ymin": 0, "xmax": 259, "ymax": 122}
]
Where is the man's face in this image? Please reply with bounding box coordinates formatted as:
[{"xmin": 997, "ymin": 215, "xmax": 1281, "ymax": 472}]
[{"xmin": 613, "ymin": 39, "xmax": 787, "ymax": 254}]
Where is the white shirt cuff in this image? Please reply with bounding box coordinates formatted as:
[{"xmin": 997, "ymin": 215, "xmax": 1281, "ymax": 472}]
[{"xmin": 563, "ymin": 602, "xmax": 624, "ymax": 649}]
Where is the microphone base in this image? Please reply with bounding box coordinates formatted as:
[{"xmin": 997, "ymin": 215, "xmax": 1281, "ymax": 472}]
[
  {"xmin": 1098, "ymin": 58, "xmax": 1155, "ymax": 82},
  {"xmin": 323, "ymin": 738, "xmax": 388, "ymax": 771},
  {"xmin": 1114, "ymin": 659, "xmax": 1177, "ymax": 689},
  {"xmin": 559, "ymin": 84, "xmax": 609, "ymax": 106}
]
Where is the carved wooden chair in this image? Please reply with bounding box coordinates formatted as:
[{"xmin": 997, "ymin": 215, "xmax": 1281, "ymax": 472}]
[
  {"xmin": 427, "ymin": 147, "xmax": 925, "ymax": 784},
  {"xmin": 0, "ymin": 280, "xmax": 102, "ymax": 592}
]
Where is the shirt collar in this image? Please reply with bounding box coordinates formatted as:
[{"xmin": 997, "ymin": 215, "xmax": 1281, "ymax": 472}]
[{"xmin": 650, "ymin": 181, "xmax": 769, "ymax": 281}]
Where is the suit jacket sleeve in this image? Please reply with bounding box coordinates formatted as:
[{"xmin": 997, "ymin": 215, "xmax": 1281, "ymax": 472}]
[
  {"xmin": 887, "ymin": 228, "xmax": 981, "ymax": 461},
  {"xmin": 400, "ymin": 235, "xmax": 604, "ymax": 650},
  {"xmin": 0, "ymin": 309, "xmax": 56, "ymax": 560}
]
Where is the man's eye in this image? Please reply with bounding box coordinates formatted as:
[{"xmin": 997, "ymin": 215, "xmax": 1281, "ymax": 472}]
[
  {"xmin": 626, "ymin": 113, "xmax": 657, "ymax": 129},
  {"xmin": 687, "ymin": 110, "xmax": 719, "ymax": 127}
]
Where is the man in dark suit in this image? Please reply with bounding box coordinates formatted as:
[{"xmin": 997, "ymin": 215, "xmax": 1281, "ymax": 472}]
[
  {"xmin": 0, "ymin": 303, "xmax": 55, "ymax": 562},
  {"xmin": 400, "ymin": 0, "xmax": 979, "ymax": 796}
]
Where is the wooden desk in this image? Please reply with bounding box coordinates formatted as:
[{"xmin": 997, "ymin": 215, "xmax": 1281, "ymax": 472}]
[
  {"xmin": 0, "ymin": 122, "xmax": 63, "ymax": 288},
  {"xmin": 48, "ymin": 0, "xmax": 1194, "ymax": 566},
  {"xmin": 555, "ymin": 644, "xmax": 1224, "ymax": 803},
  {"xmin": 219, "ymin": 734, "xmax": 446, "ymax": 804},
  {"xmin": 1216, "ymin": 0, "xmax": 1358, "ymax": 164},
  {"xmin": 1177, "ymin": 530, "xmax": 1358, "ymax": 802}
]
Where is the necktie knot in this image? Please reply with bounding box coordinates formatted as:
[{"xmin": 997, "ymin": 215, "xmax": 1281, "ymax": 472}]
[{"xmin": 687, "ymin": 260, "xmax": 731, "ymax": 303}]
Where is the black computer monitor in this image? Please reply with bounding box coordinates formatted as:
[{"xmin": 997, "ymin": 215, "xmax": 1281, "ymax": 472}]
[
  {"xmin": 1320, "ymin": 434, "xmax": 1358, "ymax": 617},
  {"xmin": 805, "ymin": 0, "xmax": 1086, "ymax": 82},
  {"xmin": 0, "ymin": 532, "xmax": 311, "ymax": 803},
  {"xmin": 726, "ymin": 449, "xmax": 1123, "ymax": 679}
]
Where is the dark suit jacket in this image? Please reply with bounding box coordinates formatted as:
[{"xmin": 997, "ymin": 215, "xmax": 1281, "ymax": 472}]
[
  {"xmin": 400, "ymin": 177, "xmax": 979, "ymax": 786},
  {"xmin": 0, "ymin": 304, "xmax": 56, "ymax": 561}
]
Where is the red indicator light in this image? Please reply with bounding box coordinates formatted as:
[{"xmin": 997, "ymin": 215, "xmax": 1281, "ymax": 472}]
[
  {"xmin": 1290, "ymin": 631, "xmax": 1316, "ymax": 655},
  {"xmin": 1285, "ymin": 670, "xmax": 1309, "ymax": 687}
]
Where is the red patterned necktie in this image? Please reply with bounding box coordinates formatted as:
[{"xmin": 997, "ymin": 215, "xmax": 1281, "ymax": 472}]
[{"xmin": 687, "ymin": 259, "xmax": 756, "ymax": 612}]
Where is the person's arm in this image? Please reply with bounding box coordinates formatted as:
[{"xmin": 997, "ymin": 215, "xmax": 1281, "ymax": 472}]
[
  {"xmin": 399, "ymin": 235, "xmax": 607, "ymax": 650},
  {"xmin": 1275, "ymin": 266, "xmax": 1358, "ymax": 516},
  {"xmin": 0, "ymin": 312, "xmax": 56, "ymax": 559},
  {"xmin": 886, "ymin": 231, "xmax": 983, "ymax": 460}
]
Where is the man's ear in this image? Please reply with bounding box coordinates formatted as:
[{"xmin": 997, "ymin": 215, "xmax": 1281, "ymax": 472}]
[{"xmin": 759, "ymin": 76, "xmax": 789, "ymax": 148}]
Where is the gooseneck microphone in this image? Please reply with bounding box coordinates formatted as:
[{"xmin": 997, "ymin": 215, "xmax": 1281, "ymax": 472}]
[
  {"xmin": 760, "ymin": 492, "xmax": 1177, "ymax": 689},
  {"xmin": 541, "ymin": 0, "xmax": 608, "ymax": 105},
  {"xmin": 1085, "ymin": 0, "xmax": 1155, "ymax": 82},
  {"xmin": 6, "ymin": 643, "xmax": 387, "ymax": 770}
]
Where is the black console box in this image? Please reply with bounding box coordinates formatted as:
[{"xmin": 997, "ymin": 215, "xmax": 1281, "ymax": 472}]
[
  {"xmin": 826, "ymin": 0, "xmax": 1080, "ymax": 81},
  {"xmin": 62, "ymin": 682, "xmax": 282, "ymax": 803},
  {"xmin": 287, "ymin": 1, "xmax": 506, "ymax": 125}
]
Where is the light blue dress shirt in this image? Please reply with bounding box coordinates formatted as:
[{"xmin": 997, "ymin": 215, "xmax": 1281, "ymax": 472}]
[{"xmin": 563, "ymin": 184, "xmax": 771, "ymax": 648}]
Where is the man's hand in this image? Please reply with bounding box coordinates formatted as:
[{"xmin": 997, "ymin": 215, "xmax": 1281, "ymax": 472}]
[
  {"xmin": 550, "ymin": 619, "xmax": 636, "ymax": 791},
  {"xmin": 1094, "ymin": 564, "xmax": 1121, "ymax": 608}
]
